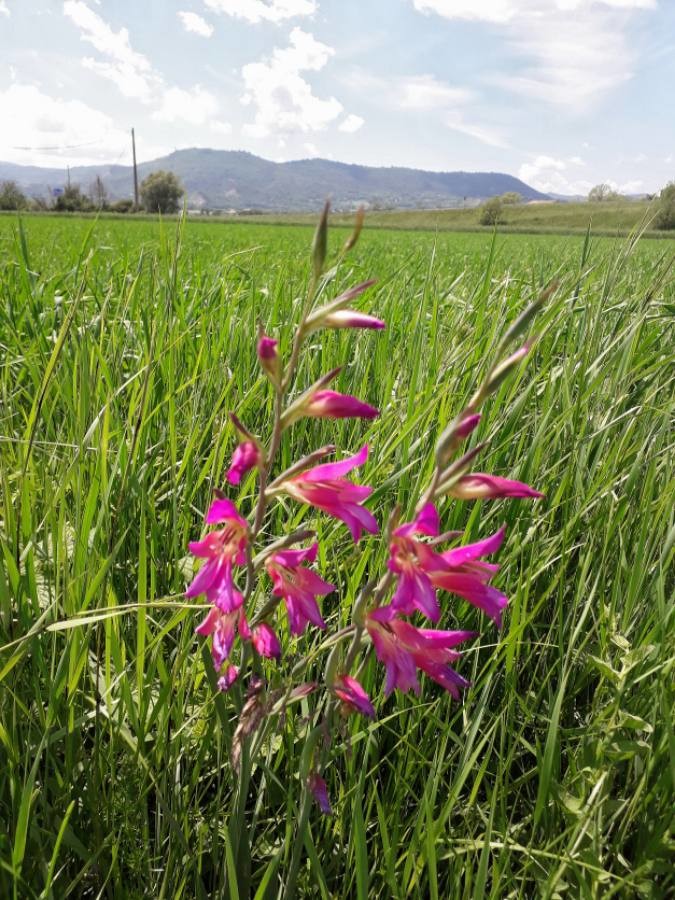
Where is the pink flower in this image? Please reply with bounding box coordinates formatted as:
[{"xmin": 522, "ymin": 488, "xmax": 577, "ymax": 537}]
[
  {"xmin": 321, "ymin": 310, "xmax": 385, "ymax": 330},
  {"xmin": 307, "ymin": 773, "xmax": 332, "ymax": 815},
  {"xmin": 431, "ymin": 527, "xmax": 509, "ymax": 628},
  {"xmin": 195, "ymin": 591, "xmax": 250, "ymax": 669},
  {"xmin": 217, "ymin": 665, "xmax": 239, "ymax": 692},
  {"xmin": 227, "ymin": 441, "xmax": 262, "ymax": 485},
  {"xmin": 302, "ymin": 390, "xmax": 379, "ymax": 420},
  {"xmin": 448, "ymin": 473, "xmax": 543, "ymax": 500},
  {"xmin": 251, "ymin": 623, "xmax": 281, "ymax": 659},
  {"xmin": 265, "ymin": 543, "xmax": 335, "ymax": 636},
  {"xmin": 333, "ymin": 674, "xmax": 375, "ymax": 718},
  {"xmin": 257, "ymin": 334, "xmax": 280, "ymax": 384},
  {"xmin": 280, "ymin": 444, "xmax": 378, "ymax": 542},
  {"xmin": 367, "ymin": 610, "xmax": 475, "ymax": 699},
  {"xmin": 386, "ymin": 503, "xmax": 450, "ymax": 622},
  {"xmin": 186, "ymin": 499, "xmax": 248, "ymax": 609}
]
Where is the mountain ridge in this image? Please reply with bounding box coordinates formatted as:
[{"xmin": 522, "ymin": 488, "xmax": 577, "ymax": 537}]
[{"xmin": 0, "ymin": 148, "xmax": 551, "ymax": 211}]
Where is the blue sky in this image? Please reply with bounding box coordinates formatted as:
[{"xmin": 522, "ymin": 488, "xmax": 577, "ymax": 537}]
[{"xmin": 0, "ymin": 0, "xmax": 673, "ymax": 194}]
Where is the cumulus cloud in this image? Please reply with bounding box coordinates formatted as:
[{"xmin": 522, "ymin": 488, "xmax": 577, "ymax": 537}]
[
  {"xmin": 518, "ymin": 154, "xmax": 593, "ymax": 194},
  {"xmin": 177, "ymin": 11, "xmax": 214, "ymax": 37},
  {"xmin": 152, "ymin": 85, "xmax": 220, "ymax": 125},
  {"xmin": 0, "ymin": 2, "xmax": 10, "ymax": 17},
  {"xmin": 64, "ymin": 0, "xmax": 159, "ymax": 101},
  {"xmin": 338, "ymin": 113, "xmax": 364, "ymax": 133},
  {"xmin": 63, "ymin": 2, "xmax": 230, "ymax": 130},
  {"xmin": 204, "ymin": 0, "xmax": 316, "ymax": 24},
  {"xmin": 411, "ymin": 0, "xmax": 658, "ymax": 109},
  {"xmin": 241, "ymin": 27, "xmax": 343, "ymax": 137},
  {"xmin": 0, "ymin": 82, "xmax": 152, "ymax": 168}
]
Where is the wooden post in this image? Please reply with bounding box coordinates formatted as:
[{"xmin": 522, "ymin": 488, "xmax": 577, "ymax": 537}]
[{"xmin": 131, "ymin": 127, "xmax": 139, "ymax": 211}]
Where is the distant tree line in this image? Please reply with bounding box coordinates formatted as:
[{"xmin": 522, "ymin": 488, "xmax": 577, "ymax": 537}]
[
  {"xmin": 474, "ymin": 180, "xmax": 675, "ymax": 229},
  {"xmin": 0, "ymin": 170, "xmax": 185, "ymax": 215}
]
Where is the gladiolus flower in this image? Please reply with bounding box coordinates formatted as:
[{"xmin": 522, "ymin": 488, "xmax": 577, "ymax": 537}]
[
  {"xmin": 251, "ymin": 623, "xmax": 281, "ymax": 660},
  {"xmin": 265, "ymin": 543, "xmax": 335, "ymax": 635},
  {"xmin": 431, "ymin": 526, "xmax": 509, "ymax": 627},
  {"xmin": 195, "ymin": 591, "xmax": 250, "ymax": 670},
  {"xmin": 279, "ymin": 444, "xmax": 378, "ymax": 542},
  {"xmin": 321, "ymin": 310, "xmax": 385, "ymax": 330},
  {"xmin": 333, "ymin": 674, "xmax": 375, "ymax": 718},
  {"xmin": 308, "ymin": 773, "xmax": 332, "ymax": 815},
  {"xmin": 227, "ymin": 441, "xmax": 262, "ymax": 485},
  {"xmin": 367, "ymin": 610, "xmax": 475, "ymax": 699},
  {"xmin": 447, "ymin": 473, "xmax": 544, "ymax": 500},
  {"xmin": 303, "ymin": 390, "xmax": 379, "ymax": 420},
  {"xmin": 386, "ymin": 503, "xmax": 449, "ymax": 622},
  {"xmin": 217, "ymin": 665, "xmax": 239, "ymax": 692},
  {"xmin": 186, "ymin": 499, "xmax": 248, "ymax": 609}
]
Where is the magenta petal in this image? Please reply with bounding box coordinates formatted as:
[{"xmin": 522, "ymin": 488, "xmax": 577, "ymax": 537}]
[
  {"xmin": 302, "ymin": 444, "xmax": 369, "ymax": 482},
  {"xmin": 195, "ymin": 607, "xmax": 220, "ymax": 636},
  {"xmin": 442, "ymin": 526, "xmax": 507, "ymax": 567},
  {"xmin": 334, "ymin": 674, "xmax": 375, "ymax": 717},
  {"xmin": 252, "ymin": 624, "xmax": 281, "ymax": 659},
  {"xmin": 271, "ymin": 542, "xmax": 318, "ymax": 568},
  {"xmin": 205, "ymin": 498, "xmax": 247, "ymax": 526},
  {"xmin": 217, "ymin": 665, "xmax": 239, "ymax": 692},
  {"xmin": 395, "ymin": 503, "xmax": 439, "ymax": 538}
]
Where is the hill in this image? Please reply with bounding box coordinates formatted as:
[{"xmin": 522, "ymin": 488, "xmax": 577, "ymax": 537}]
[{"xmin": 0, "ymin": 148, "xmax": 550, "ymax": 211}]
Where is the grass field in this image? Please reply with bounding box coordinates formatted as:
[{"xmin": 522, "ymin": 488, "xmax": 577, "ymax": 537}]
[{"xmin": 1, "ymin": 214, "xmax": 673, "ymax": 898}]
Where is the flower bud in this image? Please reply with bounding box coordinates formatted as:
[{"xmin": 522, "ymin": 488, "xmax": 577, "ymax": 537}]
[
  {"xmin": 257, "ymin": 333, "xmax": 281, "ymax": 386},
  {"xmin": 321, "ymin": 310, "xmax": 385, "ymax": 330},
  {"xmin": 227, "ymin": 441, "xmax": 262, "ymax": 485}
]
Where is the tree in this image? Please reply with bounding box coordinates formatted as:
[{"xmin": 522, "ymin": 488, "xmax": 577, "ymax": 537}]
[
  {"xmin": 479, "ymin": 197, "xmax": 504, "ymax": 226},
  {"xmin": 0, "ymin": 180, "xmax": 27, "ymax": 210},
  {"xmin": 655, "ymin": 181, "xmax": 675, "ymax": 230},
  {"xmin": 54, "ymin": 184, "xmax": 93, "ymax": 212},
  {"xmin": 588, "ymin": 183, "xmax": 620, "ymax": 202},
  {"xmin": 140, "ymin": 170, "xmax": 184, "ymax": 214},
  {"xmin": 500, "ymin": 191, "xmax": 522, "ymax": 205},
  {"xmin": 89, "ymin": 175, "xmax": 108, "ymax": 210}
]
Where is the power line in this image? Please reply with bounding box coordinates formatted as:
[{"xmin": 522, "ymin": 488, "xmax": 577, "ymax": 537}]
[{"xmin": 10, "ymin": 138, "xmax": 104, "ymax": 152}]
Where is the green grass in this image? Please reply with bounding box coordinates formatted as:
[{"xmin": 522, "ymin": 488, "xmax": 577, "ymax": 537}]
[
  {"xmin": 1, "ymin": 214, "xmax": 673, "ymax": 898},
  {"xmin": 219, "ymin": 199, "xmax": 670, "ymax": 237}
]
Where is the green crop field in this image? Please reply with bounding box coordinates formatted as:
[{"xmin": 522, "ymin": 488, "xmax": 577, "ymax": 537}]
[{"xmin": 1, "ymin": 214, "xmax": 673, "ymax": 899}]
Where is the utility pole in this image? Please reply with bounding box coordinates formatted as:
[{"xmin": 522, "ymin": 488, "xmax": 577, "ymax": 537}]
[
  {"xmin": 131, "ymin": 127, "xmax": 139, "ymax": 211},
  {"xmin": 67, "ymin": 165, "xmax": 71, "ymax": 189}
]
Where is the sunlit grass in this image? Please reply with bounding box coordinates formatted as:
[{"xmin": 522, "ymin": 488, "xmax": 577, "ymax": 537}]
[{"xmin": 0, "ymin": 214, "xmax": 673, "ymax": 898}]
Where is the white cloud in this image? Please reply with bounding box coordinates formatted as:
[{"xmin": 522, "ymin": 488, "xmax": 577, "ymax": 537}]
[
  {"xmin": 618, "ymin": 179, "xmax": 644, "ymax": 193},
  {"xmin": 518, "ymin": 154, "xmax": 593, "ymax": 194},
  {"xmin": 338, "ymin": 113, "xmax": 364, "ymax": 133},
  {"xmin": 411, "ymin": 0, "xmax": 658, "ymax": 109},
  {"xmin": 304, "ymin": 141, "xmax": 318, "ymax": 156},
  {"xmin": 241, "ymin": 27, "xmax": 343, "ymax": 137},
  {"xmin": 397, "ymin": 74, "xmax": 472, "ymax": 109},
  {"xmin": 0, "ymin": 2, "xmax": 10, "ymax": 17},
  {"xmin": 204, "ymin": 0, "xmax": 316, "ymax": 24},
  {"xmin": 152, "ymin": 85, "xmax": 221, "ymax": 125},
  {"xmin": 177, "ymin": 11, "xmax": 214, "ymax": 36},
  {"xmin": 64, "ymin": 0, "xmax": 159, "ymax": 101},
  {"xmin": 0, "ymin": 82, "xmax": 139, "ymax": 168}
]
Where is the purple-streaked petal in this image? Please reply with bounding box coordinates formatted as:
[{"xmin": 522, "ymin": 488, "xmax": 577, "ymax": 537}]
[
  {"xmin": 217, "ymin": 665, "xmax": 239, "ymax": 692},
  {"xmin": 251, "ymin": 624, "xmax": 281, "ymax": 659},
  {"xmin": 333, "ymin": 674, "xmax": 376, "ymax": 717},
  {"xmin": 449, "ymin": 474, "xmax": 544, "ymax": 500}
]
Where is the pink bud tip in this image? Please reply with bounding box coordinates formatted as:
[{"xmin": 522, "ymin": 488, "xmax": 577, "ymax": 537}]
[
  {"xmin": 307, "ymin": 773, "xmax": 332, "ymax": 815},
  {"xmin": 257, "ymin": 335, "xmax": 278, "ymax": 360},
  {"xmin": 217, "ymin": 665, "xmax": 239, "ymax": 692}
]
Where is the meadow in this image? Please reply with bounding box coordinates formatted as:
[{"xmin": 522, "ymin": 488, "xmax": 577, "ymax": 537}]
[{"xmin": 0, "ymin": 214, "xmax": 673, "ymax": 898}]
